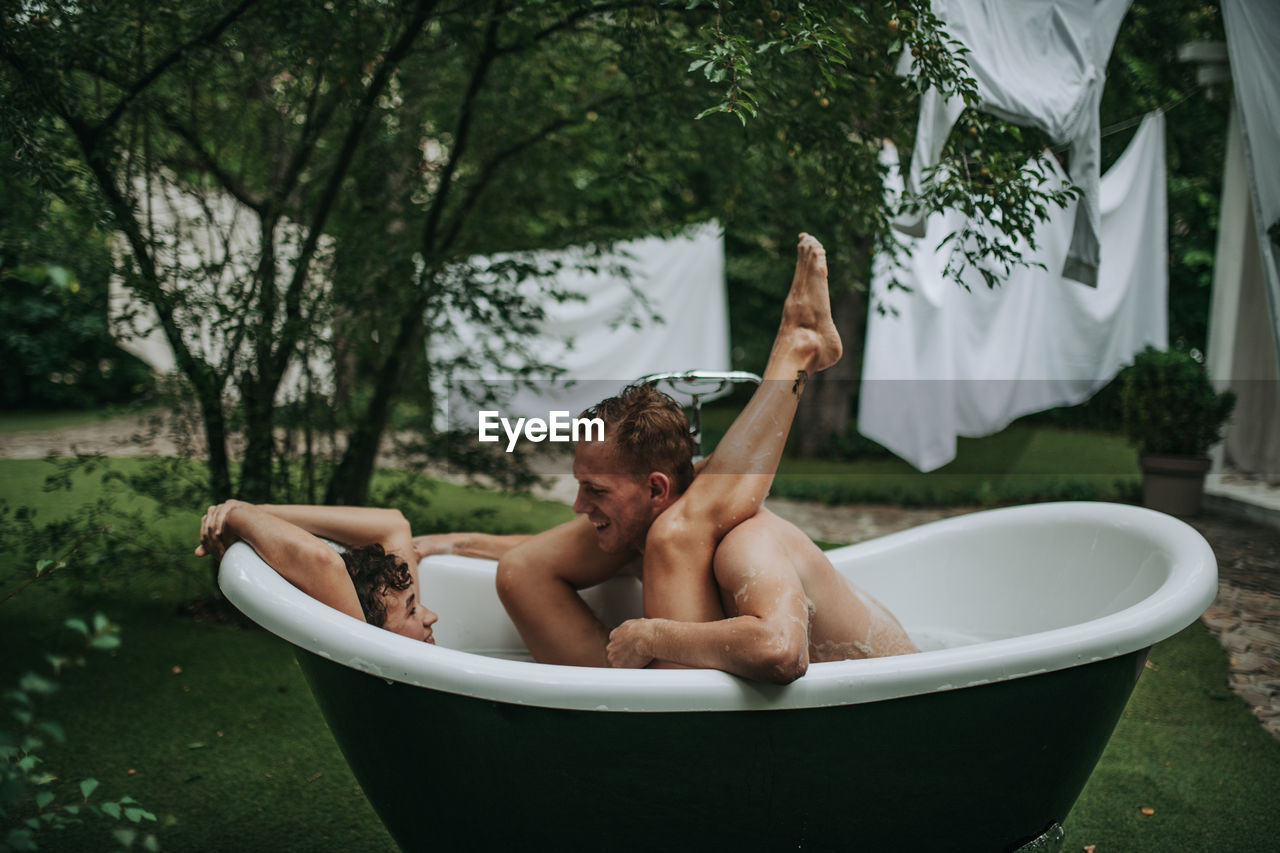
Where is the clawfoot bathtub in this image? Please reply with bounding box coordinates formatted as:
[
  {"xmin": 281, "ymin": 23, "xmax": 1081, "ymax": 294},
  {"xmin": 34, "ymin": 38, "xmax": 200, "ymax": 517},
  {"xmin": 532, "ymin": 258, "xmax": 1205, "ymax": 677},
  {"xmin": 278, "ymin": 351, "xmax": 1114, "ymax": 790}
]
[{"xmin": 219, "ymin": 501, "xmax": 1217, "ymax": 852}]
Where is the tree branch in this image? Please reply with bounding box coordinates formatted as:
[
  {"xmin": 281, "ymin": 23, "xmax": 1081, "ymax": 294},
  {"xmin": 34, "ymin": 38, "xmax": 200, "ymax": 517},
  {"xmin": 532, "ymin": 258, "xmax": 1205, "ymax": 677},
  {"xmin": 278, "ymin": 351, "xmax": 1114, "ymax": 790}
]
[
  {"xmin": 269, "ymin": 0, "xmax": 437, "ymax": 382},
  {"xmin": 151, "ymin": 107, "xmax": 267, "ymax": 212},
  {"xmin": 494, "ymin": 1, "xmax": 644, "ymax": 56},
  {"xmin": 97, "ymin": 0, "xmax": 262, "ymax": 132},
  {"xmin": 436, "ymin": 91, "xmax": 630, "ymax": 255},
  {"xmin": 417, "ymin": 5, "xmax": 504, "ymax": 259}
]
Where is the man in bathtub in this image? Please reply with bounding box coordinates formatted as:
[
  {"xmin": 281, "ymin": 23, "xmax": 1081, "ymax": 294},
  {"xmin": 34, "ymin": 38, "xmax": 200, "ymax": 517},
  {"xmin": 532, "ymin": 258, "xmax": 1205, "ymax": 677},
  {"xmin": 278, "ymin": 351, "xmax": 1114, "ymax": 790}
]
[
  {"xmin": 420, "ymin": 233, "xmax": 917, "ymax": 683},
  {"xmin": 197, "ymin": 234, "xmax": 914, "ymax": 681}
]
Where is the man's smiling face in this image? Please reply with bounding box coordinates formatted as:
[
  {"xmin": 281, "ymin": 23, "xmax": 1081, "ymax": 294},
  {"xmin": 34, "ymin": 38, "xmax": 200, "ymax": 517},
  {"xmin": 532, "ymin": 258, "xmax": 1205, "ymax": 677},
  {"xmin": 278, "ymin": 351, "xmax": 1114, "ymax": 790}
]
[{"xmin": 571, "ymin": 439, "xmax": 659, "ymax": 554}]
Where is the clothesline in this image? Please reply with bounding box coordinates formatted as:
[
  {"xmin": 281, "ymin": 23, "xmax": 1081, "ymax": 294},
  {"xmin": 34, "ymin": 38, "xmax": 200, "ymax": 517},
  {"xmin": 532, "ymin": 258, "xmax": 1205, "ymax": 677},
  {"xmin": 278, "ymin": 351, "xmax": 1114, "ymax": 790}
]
[
  {"xmin": 1047, "ymin": 82, "xmax": 1205, "ymax": 155},
  {"xmin": 860, "ymin": 112, "xmax": 1169, "ymax": 472}
]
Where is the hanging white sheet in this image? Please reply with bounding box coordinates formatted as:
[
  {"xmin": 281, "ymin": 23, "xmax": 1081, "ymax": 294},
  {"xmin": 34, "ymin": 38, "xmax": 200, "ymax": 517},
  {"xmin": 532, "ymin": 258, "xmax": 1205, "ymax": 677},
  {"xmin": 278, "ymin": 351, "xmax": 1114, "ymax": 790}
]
[
  {"xmin": 858, "ymin": 112, "xmax": 1168, "ymax": 473},
  {"xmin": 1221, "ymin": 0, "xmax": 1280, "ymax": 378},
  {"xmin": 436, "ymin": 222, "xmax": 730, "ymax": 430},
  {"xmin": 895, "ymin": 0, "xmax": 1132, "ymax": 287}
]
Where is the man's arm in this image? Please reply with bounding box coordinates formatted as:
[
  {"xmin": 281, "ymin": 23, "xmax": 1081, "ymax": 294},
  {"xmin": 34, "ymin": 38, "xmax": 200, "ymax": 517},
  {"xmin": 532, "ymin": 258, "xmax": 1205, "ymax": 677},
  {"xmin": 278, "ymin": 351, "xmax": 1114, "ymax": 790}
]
[
  {"xmin": 413, "ymin": 532, "xmax": 532, "ymax": 561},
  {"xmin": 196, "ymin": 501, "xmax": 364, "ymax": 622},
  {"xmin": 496, "ymin": 516, "xmax": 637, "ymax": 667},
  {"xmin": 607, "ymin": 527, "xmax": 811, "ymax": 683}
]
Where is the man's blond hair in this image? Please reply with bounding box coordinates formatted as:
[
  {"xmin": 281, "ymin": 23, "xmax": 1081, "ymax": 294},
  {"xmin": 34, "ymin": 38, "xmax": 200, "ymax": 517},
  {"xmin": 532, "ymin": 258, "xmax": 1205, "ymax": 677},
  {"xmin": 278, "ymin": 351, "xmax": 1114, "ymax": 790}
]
[{"xmin": 581, "ymin": 383, "xmax": 696, "ymax": 493}]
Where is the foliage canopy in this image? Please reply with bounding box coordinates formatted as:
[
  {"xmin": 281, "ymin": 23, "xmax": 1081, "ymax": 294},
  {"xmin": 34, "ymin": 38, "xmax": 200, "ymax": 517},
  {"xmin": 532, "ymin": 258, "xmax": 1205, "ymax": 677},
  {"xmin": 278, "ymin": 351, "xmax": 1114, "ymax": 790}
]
[{"xmin": 1, "ymin": 0, "xmax": 1081, "ymax": 503}]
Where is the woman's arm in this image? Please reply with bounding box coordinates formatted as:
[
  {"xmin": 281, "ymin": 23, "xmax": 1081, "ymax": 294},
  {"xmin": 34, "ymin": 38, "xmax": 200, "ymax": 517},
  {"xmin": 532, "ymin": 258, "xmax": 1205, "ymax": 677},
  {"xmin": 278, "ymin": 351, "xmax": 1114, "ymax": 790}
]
[
  {"xmin": 196, "ymin": 500, "xmax": 364, "ymax": 621},
  {"xmin": 250, "ymin": 504, "xmax": 413, "ymax": 558}
]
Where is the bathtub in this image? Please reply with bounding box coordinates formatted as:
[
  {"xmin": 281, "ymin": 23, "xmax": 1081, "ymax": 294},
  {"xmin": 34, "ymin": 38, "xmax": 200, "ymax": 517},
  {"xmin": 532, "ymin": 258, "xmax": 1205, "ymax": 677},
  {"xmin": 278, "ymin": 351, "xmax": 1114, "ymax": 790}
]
[{"xmin": 218, "ymin": 501, "xmax": 1217, "ymax": 852}]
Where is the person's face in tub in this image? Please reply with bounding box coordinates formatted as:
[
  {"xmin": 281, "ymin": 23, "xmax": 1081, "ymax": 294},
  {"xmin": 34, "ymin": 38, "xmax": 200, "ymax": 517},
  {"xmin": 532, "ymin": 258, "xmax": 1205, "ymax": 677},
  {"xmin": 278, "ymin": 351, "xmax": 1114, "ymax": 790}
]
[
  {"xmin": 380, "ymin": 581, "xmax": 438, "ymax": 643},
  {"xmin": 343, "ymin": 544, "xmax": 439, "ymax": 643},
  {"xmin": 572, "ymin": 438, "xmax": 673, "ymax": 554}
]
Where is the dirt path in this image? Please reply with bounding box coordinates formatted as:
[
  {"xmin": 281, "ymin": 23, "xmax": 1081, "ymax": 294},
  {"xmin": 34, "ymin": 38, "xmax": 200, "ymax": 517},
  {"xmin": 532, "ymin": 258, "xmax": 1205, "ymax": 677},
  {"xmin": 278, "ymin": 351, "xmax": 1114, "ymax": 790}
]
[
  {"xmin": 4, "ymin": 413, "xmax": 1276, "ymax": 739},
  {"xmin": 0, "ymin": 413, "xmax": 182, "ymax": 459}
]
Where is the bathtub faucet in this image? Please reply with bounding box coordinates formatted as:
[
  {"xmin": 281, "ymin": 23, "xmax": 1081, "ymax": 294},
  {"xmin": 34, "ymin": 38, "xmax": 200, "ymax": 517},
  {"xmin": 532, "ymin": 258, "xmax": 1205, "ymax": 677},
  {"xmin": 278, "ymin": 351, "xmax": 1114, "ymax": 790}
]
[{"xmin": 636, "ymin": 369, "xmax": 762, "ymax": 459}]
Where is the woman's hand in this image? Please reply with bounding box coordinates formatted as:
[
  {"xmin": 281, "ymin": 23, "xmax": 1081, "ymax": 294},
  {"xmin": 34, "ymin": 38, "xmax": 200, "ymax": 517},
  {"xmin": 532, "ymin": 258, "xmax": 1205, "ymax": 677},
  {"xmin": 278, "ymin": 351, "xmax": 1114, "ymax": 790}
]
[{"xmin": 194, "ymin": 499, "xmax": 253, "ymax": 561}]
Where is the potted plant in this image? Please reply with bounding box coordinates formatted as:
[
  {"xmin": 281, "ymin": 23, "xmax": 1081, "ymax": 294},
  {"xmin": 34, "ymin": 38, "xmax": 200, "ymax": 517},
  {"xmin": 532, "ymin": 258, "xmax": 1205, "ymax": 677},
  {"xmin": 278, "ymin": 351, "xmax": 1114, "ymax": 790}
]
[{"xmin": 1120, "ymin": 346, "xmax": 1236, "ymax": 516}]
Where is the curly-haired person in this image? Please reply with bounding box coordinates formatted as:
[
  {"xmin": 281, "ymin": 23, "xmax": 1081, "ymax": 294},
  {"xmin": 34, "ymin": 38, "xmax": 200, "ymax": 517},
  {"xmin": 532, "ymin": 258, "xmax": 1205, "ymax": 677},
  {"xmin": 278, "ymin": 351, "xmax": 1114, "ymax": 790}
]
[{"xmin": 195, "ymin": 502, "xmax": 437, "ymax": 642}]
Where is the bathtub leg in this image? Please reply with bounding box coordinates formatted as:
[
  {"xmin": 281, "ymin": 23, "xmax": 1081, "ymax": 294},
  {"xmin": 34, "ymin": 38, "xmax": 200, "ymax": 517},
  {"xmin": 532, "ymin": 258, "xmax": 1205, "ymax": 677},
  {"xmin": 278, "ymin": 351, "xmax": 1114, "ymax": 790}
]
[{"xmin": 1010, "ymin": 821, "xmax": 1066, "ymax": 853}]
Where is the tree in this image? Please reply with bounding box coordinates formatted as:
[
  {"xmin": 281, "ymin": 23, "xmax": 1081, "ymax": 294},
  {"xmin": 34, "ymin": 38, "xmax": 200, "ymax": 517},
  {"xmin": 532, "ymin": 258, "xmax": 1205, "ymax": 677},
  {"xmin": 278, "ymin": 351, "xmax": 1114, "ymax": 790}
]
[
  {"xmin": 1, "ymin": 1, "xmax": 1076, "ymax": 504},
  {"xmin": 1099, "ymin": 0, "xmax": 1229, "ymax": 355}
]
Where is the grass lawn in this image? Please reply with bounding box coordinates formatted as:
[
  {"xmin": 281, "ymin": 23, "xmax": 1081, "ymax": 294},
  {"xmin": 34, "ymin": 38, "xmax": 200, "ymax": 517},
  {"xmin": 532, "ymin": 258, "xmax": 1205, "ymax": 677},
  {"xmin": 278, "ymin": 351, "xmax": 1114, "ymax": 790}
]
[
  {"xmin": 698, "ymin": 406, "xmax": 1142, "ymax": 506},
  {"xmin": 2, "ymin": 453, "xmax": 1277, "ymax": 851},
  {"xmin": 0, "ymin": 407, "xmax": 157, "ymax": 435}
]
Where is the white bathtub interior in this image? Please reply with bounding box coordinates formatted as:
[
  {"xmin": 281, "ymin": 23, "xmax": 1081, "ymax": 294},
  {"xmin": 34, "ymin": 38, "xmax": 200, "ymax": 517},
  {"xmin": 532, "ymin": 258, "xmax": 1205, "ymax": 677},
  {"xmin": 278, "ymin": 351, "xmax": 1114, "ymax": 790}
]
[
  {"xmin": 221, "ymin": 501, "xmax": 1217, "ymax": 712},
  {"xmin": 423, "ymin": 508, "xmax": 1182, "ymax": 659}
]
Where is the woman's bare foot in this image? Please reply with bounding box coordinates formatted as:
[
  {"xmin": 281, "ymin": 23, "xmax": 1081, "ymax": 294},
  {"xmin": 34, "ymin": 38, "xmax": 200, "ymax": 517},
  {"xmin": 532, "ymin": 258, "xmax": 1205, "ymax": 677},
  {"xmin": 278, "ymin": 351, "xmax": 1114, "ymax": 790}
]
[{"xmin": 774, "ymin": 233, "xmax": 843, "ymax": 379}]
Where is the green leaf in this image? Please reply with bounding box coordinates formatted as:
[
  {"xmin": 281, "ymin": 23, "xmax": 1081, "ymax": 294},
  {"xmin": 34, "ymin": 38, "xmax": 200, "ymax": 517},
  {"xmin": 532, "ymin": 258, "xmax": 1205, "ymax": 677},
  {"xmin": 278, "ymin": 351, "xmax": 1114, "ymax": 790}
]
[
  {"xmin": 65, "ymin": 618, "xmax": 89, "ymax": 636},
  {"xmin": 36, "ymin": 791, "xmax": 55, "ymax": 809},
  {"xmin": 46, "ymin": 265, "xmax": 72, "ymax": 288},
  {"xmin": 112, "ymin": 827, "xmax": 138, "ymax": 847},
  {"xmin": 90, "ymin": 634, "xmax": 122, "ymax": 651},
  {"xmin": 102, "ymin": 801, "xmax": 122, "ymax": 819},
  {"xmin": 143, "ymin": 834, "xmax": 160, "ymax": 852},
  {"xmin": 38, "ymin": 721, "xmax": 66, "ymax": 743},
  {"xmin": 7, "ymin": 827, "xmax": 37, "ymax": 852},
  {"xmin": 18, "ymin": 673, "xmax": 57, "ymax": 695},
  {"xmin": 80, "ymin": 777, "xmax": 100, "ymax": 800},
  {"xmin": 35, "ymin": 559, "xmax": 53, "ymax": 576},
  {"xmin": 125, "ymin": 807, "xmax": 146, "ymax": 823},
  {"xmin": 92, "ymin": 613, "xmax": 111, "ymax": 634}
]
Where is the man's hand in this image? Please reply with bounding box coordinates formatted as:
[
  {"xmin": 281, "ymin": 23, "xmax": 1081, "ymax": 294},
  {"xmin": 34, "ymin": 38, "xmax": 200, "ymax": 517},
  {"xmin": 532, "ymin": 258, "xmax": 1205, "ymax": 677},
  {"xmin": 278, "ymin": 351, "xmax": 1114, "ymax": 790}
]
[
  {"xmin": 194, "ymin": 499, "xmax": 251, "ymax": 561},
  {"xmin": 606, "ymin": 618, "xmax": 658, "ymax": 669},
  {"xmin": 412, "ymin": 533, "xmax": 460, "ymax": 561}
]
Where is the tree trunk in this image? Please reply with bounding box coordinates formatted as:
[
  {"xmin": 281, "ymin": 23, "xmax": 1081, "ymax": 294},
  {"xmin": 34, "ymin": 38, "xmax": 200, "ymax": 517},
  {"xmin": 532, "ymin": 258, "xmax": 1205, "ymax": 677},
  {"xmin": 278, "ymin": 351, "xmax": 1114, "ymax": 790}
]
[
  {"xmin": 238, "ymin": 373, "xmax": 278, "ymax": 502},
  {"xmin": 198, "ymin": 390, "xmax": 233, "ymax": 502},
  {"xmin": 324, "ymin": 308, "xmax": 425, "ymax": 506}
]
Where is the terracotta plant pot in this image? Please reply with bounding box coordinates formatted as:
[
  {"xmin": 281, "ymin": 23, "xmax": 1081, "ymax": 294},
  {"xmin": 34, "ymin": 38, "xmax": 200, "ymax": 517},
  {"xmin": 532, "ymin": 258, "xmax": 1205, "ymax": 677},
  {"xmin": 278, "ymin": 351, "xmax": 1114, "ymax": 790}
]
[{"xmin": 1140, "ymin": 453, "xmax": 1212, "ymax": 517}]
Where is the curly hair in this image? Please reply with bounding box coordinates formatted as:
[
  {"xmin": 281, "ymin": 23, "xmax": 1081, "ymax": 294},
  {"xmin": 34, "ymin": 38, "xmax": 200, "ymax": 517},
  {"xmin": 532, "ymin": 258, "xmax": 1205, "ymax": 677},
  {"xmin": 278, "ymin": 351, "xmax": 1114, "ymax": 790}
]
[
  {"xmin": 340, "ymin": 543, "xmax": 412, "ymax": 627},
  {"xmin": 581, "ymin": 383, "xmax": 697, "ymax": 494}
]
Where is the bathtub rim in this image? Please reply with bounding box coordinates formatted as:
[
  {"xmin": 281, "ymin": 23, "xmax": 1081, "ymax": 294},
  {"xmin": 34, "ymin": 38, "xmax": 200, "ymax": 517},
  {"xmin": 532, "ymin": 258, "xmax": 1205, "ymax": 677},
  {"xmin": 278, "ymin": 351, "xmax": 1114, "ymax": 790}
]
[{"xmin": 217, "ymin": 500, "xmax": 1217, "ymax": 713}]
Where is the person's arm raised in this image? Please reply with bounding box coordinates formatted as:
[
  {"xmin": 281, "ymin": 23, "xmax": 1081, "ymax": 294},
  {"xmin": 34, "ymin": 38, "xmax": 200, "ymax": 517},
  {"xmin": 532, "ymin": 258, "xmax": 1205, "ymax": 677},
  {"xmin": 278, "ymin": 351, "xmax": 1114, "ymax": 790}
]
[
  {"xmin": 249, "ymin": 504, "xmax": 412, "ymax": 554},
  {"xmin": 196, "ymin": 501, "xmax": 363, "ymax": 622},
  {"xmin": 412, "ymin": 532, "xmax": 532, "ymax": 561}
]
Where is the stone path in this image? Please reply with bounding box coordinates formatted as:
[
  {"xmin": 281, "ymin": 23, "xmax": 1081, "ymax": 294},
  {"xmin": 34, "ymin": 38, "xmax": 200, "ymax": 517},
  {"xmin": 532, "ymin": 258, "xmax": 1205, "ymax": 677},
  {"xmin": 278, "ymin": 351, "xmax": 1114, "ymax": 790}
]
[
  {"xmin": 1190, "ymin": 514, "xmax": 1280, "ymax": 740},
  {"xmin": 3, "ymin": 414, "xmax": 1277, "ymax": 739}
]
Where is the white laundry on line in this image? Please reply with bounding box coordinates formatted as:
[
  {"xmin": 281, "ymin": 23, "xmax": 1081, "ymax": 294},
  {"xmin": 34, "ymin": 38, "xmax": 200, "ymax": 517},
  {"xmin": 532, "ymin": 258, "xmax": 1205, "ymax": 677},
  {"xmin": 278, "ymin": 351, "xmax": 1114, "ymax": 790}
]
[
  {"xmin": 858, "ymin": 111, "xmax": 1169, "ymax": 473},
  {"xmin": 894, "ymin": 0, "xmax": 1133, "ymax": 287},
  {"xmin": 1221, "ymin": 0, "xmax": 1280, "ymax": 375},
  {"xmin": 435, "ymin": 221, "xmax": 731, "ymax": 431}
]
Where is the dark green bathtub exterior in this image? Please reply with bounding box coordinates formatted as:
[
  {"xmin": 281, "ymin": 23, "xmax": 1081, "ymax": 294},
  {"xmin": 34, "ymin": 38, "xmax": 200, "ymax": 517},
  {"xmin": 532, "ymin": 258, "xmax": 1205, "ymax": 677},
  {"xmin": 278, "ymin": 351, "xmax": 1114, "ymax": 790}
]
[{"xmin": 295, "ymin": 647, "xmax": 1148, "ymax": 853}]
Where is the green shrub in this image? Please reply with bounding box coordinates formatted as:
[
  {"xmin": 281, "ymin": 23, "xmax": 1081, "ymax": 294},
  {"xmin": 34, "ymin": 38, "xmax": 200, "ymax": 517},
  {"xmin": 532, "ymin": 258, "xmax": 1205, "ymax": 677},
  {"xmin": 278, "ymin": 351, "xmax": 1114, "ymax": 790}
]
[{"xmin": 1120, "ymin": 347, "xmax": 1235, "ymax": 456}]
